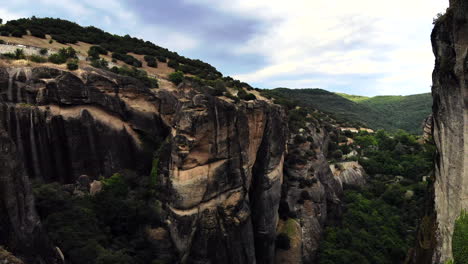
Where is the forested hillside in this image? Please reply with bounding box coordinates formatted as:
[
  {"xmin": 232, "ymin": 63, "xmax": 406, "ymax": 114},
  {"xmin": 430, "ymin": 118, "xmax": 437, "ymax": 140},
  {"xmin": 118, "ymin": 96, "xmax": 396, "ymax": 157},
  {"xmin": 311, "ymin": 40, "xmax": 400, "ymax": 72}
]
[{"xmin": 262, "ymin": 88, "xmax": 432, "ymax": 134}]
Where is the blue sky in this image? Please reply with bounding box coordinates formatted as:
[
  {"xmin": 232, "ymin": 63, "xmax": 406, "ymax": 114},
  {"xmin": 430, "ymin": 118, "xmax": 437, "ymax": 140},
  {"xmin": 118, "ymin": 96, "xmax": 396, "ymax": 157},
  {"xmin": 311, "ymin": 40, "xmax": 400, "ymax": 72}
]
[{"xmin": 0, "ymin": 0, "xmax": 448, "ymax": 96}]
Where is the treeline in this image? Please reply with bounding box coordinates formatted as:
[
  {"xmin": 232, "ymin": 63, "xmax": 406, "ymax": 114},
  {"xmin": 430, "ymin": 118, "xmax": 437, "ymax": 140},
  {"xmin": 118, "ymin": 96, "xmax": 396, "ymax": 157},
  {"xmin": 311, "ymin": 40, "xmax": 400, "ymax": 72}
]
[{"xmin": 0, "ymin": 17, "xmax": 222, "ymax": 80}]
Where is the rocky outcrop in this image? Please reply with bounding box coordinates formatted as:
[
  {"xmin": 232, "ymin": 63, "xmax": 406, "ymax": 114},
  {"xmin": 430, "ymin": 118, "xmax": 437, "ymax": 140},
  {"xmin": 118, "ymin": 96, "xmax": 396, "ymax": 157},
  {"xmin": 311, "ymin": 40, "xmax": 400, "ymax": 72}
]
[
  {"xmin": 276, "ymin": 123, "xmax": 343, "ymax": 263},
  {"xmin": 0, "ymin": 127, "xmax": 61, "ymax": 263},
  {"xmin": 330, "ymin": 161, "xmax": 366, "ymax": 188},
  {"xmin": 416, "ymin": 1, "xmax": 468, "ymax": 262},
  {"xmin": 0, "ymin": 65, "xmax": 288, "ymax": 263}
]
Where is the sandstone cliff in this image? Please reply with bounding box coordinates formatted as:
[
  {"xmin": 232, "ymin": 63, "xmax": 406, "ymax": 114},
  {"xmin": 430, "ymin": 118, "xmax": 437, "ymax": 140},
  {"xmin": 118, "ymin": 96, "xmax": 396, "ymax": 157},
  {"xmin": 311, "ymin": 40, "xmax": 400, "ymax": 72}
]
[
  {"xmin": 0, "ymin": 66, "xmax": 289, "ymax": 263},
  {"xmin": 417, "ymin": 0, "xmax": 468, "ymax": 262},
  {"xmin": 0, "ymin": 127, "xmax": 60, "ymax": 263}
]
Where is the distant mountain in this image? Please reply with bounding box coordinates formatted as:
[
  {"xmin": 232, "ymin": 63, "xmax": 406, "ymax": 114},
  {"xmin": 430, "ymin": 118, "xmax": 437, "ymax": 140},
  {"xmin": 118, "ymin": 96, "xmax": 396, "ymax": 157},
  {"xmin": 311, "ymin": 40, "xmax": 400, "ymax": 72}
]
[{"xmin": 262, "ymin": 88, "xmax": 432, "ymax": 134}]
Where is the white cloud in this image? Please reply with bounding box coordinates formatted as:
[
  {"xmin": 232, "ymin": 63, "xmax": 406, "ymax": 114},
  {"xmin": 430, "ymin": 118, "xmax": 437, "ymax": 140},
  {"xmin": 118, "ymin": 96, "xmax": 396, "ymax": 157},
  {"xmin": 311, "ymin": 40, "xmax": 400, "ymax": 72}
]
[{"xmin": 188, "ymin": 0, "xmax": 448, "ymax": 95}]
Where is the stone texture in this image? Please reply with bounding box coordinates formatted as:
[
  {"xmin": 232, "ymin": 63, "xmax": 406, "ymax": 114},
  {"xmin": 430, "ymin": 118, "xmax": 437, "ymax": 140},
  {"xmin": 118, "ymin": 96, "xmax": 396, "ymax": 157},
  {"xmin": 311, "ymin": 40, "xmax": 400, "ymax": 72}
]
[
  {"xmin": 421, "ymin": 1, "xmax": 468, "ymax": 262},
  {"xmin": 0, "ymin": 66, "xmax": 288, "ymax": 263},
  {"xmin": 0, "ymin": 127, "xmax": 61, "ymax": 264},
  {"xmin": 279, "ymin": 122, "xmax": 343, "ymax": 263}
]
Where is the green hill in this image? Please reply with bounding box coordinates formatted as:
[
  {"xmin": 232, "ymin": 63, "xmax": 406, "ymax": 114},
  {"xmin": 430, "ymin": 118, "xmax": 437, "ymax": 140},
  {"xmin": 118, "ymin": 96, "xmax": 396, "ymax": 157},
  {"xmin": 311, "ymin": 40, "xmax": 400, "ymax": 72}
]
[{"xmin": 262, "ymin": 88, "xmax": 432, "ymax": 134}]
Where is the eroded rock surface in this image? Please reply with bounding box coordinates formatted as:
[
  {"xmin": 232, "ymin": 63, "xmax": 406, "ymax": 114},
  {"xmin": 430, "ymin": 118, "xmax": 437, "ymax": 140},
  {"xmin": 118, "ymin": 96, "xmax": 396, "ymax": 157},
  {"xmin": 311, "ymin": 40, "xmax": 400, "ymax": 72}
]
[
  {"xmin": 0, "ymin": 127, "xmax": 60, "ymax": 263},
  {"xmin": 418, "ymin": 1, "xmax": 468, "ymax": 262},
  {"xmin": 0, "ymin": 66, "xmax": 288, "ymax": 263},
  {"xmin": 277, "ymin": 123, "xmax": 343, "ymax": 264}
]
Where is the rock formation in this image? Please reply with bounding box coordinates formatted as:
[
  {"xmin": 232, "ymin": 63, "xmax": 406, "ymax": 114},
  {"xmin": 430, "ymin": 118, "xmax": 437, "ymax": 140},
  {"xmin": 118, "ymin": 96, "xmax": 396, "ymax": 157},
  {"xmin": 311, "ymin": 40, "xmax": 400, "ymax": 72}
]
[
  {"xmin": 415, "ymin": 0, "xmax": 468, "ymax": 262},
  {"xmin": 0, "ymin": 66, "xmax": 290, "ymax": 263},
  {"xmin": 0, "ymin": 127, "xmax": 60, "ymax": 263},
  {"xmin": 276, "ymin": 123, "xmax": 344, "ymax": 263}
]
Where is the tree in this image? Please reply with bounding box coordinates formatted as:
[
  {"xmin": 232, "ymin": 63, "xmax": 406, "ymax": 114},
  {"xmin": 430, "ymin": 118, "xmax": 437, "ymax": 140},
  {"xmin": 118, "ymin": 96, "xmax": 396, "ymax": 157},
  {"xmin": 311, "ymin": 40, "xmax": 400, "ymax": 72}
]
[
  {"xmin": 14, "ymin": 48, "xmax": 25, "ymax": 59},
  {"xmin": 67, "ymin": 60, "xmax": 79, "ymax": 71},
  {"xmin": 169, "ymin": 71, "xmax": 184, "ymax": 85},
  {"xmin": 39, "ymin": 48, "xmax": 48, "ymax": 55}
]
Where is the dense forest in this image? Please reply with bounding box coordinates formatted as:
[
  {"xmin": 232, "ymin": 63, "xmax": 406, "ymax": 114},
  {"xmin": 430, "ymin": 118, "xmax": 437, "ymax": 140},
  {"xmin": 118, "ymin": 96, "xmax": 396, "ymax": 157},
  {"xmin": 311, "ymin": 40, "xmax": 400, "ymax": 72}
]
[
  {"xmin": 318, "ymin": 130, "xmax": 435, "ymax": 264},
  {"xmin": 261, "ymin": 88, "xmax": 432, "ymax": 134}
]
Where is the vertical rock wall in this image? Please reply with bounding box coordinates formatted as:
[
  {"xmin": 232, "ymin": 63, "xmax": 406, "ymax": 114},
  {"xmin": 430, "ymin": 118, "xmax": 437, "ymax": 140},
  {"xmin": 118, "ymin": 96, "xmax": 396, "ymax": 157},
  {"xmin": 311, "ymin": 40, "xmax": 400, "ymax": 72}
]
[{"xmin": 429, "ymin": 1, "xmax": 468, "ymax": 262}]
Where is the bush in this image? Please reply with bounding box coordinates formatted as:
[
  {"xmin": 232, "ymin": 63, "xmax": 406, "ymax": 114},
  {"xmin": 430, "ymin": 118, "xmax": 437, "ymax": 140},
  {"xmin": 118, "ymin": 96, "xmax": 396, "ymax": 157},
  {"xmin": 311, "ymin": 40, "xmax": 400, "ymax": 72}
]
[
  {"xmin": 39, "ymin": 48, "xmax": 48, "ymax": 55},
  {"xmin": 111, "ymin": 66, "xmax": 158, "ymax": 88},
  {"xmin": 169, "ymin": 71, "xmax": 184, "ymax": 85},
  {"xmin": 30, "ymin": 28, "xmax": 46, "ymax": 38},
  {"xmin": 111, "ymin": 52, "xmax": 141, "ymax": 67},
  {"xmin": 91, "ymin": 58, "xmax": 109, "ymax": 69},
  {"xmin": 49, "ymin": 47, "xmax": 77, "ymax": 64},
  {"xmin": 276, "ymin": 233, "xmax": 291, "ymax": 250},
  {"xmin": 167, "ymin": 60, "xmax": 179, "ymax": 69},
  {"xmin": 67, "ymin": 60, "xmax": 79, "ymax": 71},
  {"xmin": 144, "ymin": 55, "xmax": 157, "ymax": 68},
  {"xmin": 453, "ymin": 210, "xmax": 468, "ymax": 264},
  {"xmin": 29, "ymin": 54, "xmax": 47, "ymax": 63},
  {"xmin": 11, "ymin": 29, "xmax": 24, "ymax": 37},
  {"xmin": 237, "ymin": 89, "xmax": 257, "ymax": 101},
  {"xmin": 14, "ymin": 48, "xmax": 25, "ymax": 59},
  {"xmin": 0, "ymin": 39, "xmax": 5, "ymax": 44}
]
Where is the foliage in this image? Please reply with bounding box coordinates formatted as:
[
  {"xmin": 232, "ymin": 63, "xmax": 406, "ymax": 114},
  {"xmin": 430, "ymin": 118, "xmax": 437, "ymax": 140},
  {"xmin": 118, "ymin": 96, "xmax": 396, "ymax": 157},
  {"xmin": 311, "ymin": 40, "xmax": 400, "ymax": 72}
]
[
  {"xmin": 48, "ymin": 47, "xmax": 77, "ymax": 64},
  {"xmin": 144, "ymin": 55, "xmax": 158, "ymax": 68},
  {"xmin": 237, "ymin": 89, "xmax": 256, "ymax": 101},
  {"xmin": 67, "ymin": 59, "xmax": 79, "ymax": 71},
  {"xmin": 39, "ymin": 48, "xmax": 48, "ymax": 55},
  {"xmin": 91, "ymin": 58, "xmax": 109, "ymax": 69},
  {"xmin": 0, "ymin": 17, "xmax": 221, "ymax": 80},
  {"xmin": 452, "ymin": 210, "xmax": 468, "ymax": 264},
  {"xmin": 32, "ymin": 171, "xmax": 168, "ymax": 264},
  {"xmin": 356, "ymin": 130, "xmax": 434, "ymax": 181},
  {"xmin": 168, "ymin": 71, "xmax": 184, "ymax": 85},
  {"xmin": 262, "ymin": 88, "xmax": 432, "ymax": 134},
  {"xmin": 110, "ymin": 65, "xmax": 158, "ymax": 88},
  {"xmin": 14, "ymin": 48, "xmax": 25, "ymax": 59},
  {"xmin": 112, "ymin": 52, "xmax": 142, "ymax": 67},
  {"xmin": 29, "ymin": 54, "xmax": 47, "ymax": 63}
]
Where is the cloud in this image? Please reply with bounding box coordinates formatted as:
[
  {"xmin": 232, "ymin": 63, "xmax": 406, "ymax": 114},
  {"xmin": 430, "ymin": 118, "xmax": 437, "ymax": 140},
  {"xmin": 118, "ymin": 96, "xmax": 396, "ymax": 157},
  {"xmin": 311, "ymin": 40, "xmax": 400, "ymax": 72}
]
[
  {"xmin": 0, "ymin": 0, "xmax": 449, "ymax": 95},
  {"xmin": 187, "ymin": 0, "xmax": 448, "ymax": 95}
]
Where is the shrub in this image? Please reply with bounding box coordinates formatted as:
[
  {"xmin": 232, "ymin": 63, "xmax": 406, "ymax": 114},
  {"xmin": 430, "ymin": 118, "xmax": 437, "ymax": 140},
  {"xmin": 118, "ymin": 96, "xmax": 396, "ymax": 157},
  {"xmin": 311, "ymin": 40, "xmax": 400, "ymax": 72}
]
[
  {"xmin": 91, "ymin": 58, "xmax": 109, "ymax": 69},
  {"xmin": 169, "ymin": 71, "xmax": 184, "ymax": 85},
  {"xmin": 48, "ymin": 53, "xmax": 67, "ymax": 64},
  {"xmin": 0, "ymin": 39, "xmax": 5, "ymax": 44},
  {"xmin": 237, "ymin": 89, "xmax": 257, "ymax": 101},
  {"xmin": 111, "ymin": 52, "xmax": 142, "ymax": 67},
  {"xmin": 67, "ymin": 60, "xmax": 79, "ymax": 71},
  {"xmin": 167, "ymin": 60, "xmax": 179, "ymax": 69},
  {"xmin": 453, "ymin": 210, "xmax": 468, "ymax": 264},
  {"xmin": 11, "ymin": 29, "xmax": 24, "ymax": 37},
  {"xmin": 49, "ymin": 47, "xmax": 77, "ymax": 64},
  {"xmin": 276, "ymin": 233, "xmax": 291, "ymax": 250},
  {"xmin": 30, "ymin": 28, "xmax": 46, "ymax": 38},
  {"xmin": 157, "ymin": 56, "xmax": 167, "ymax": 63},
  {"xmin": 14, "ymin": 48, "xmax": 25, "ymax": 59},
  {"xmin": 39, "ymin": 48, "xmax": 48, "ymax": 55},
  {"xmin": 49, "ymin": 39, "xmax": 53, "ymax": 44},
  {"xmin": 144, "ymin": 55, "xmax": 157, "ymax": 68},
  {"xmin": 29, "ymin": 54, "xmax": 47, "ymax": 63}
]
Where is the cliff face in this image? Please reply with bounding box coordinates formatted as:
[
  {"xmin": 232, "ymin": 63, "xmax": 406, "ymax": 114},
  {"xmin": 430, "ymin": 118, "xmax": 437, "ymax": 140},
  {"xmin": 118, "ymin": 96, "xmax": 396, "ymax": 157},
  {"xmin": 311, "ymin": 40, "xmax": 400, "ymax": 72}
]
[
  {"xmin": 0, "ymin": 66, "xmax": 288, "ymax": 263},
  {"xmin": 429, "ymin": 0, "xmax": 468, "ymax": 262},
  {"xmin": 275, "ymin": 123, "xmax": 344, "ymax": 264},
  {"xmin": 0, "ymin": 127, "xmax": 60, "ymax": 263}
]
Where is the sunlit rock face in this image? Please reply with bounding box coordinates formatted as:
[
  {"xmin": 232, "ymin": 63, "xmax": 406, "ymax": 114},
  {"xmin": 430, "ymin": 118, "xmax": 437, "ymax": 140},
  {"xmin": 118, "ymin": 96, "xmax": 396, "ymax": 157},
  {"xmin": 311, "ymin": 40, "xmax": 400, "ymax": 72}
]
[
  {"xmin": 0, "ymin": 65, "xmax": 288, "ymax": 263},
  {"xmin": 426, "ymin": 0, "xmax": 468, "ymax": 262}
]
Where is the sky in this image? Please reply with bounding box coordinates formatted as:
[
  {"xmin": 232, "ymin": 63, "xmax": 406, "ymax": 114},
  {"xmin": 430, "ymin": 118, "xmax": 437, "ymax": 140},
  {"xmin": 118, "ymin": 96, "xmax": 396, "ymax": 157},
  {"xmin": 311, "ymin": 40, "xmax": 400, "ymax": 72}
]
[{"xmin": 0, "ymin": 0, "xmax": 449, "ymax": 96}]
